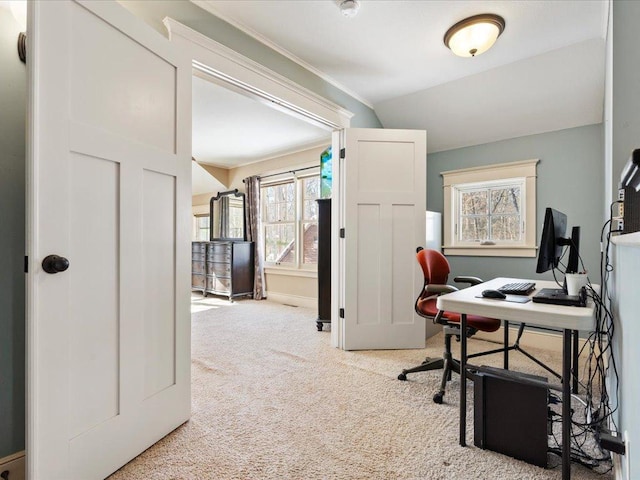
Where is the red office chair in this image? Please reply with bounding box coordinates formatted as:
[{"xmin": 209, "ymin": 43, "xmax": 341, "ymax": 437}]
[{"xmin": 397, "ymin": 247, "xmax": 501, "ymax": 404}]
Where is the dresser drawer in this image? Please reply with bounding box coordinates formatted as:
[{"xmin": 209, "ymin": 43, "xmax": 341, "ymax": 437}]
[
  {"xmin": 207, "ymin": 252, "xmax": 231, "ymax": 263},
  {"xmin": 191, "ymin": 273, "xmax": 206, "ymax": 289},
  {"xmin": 192, "ymin": 242, "xmax": 207, "ymax": 253},
  {"xmin": 208, "ymin": 242, "xmax": 231, "ymax": 253},
  {"xmin": 192, "ymin": 260, "xmax": 206, "ymax": 275},
  {"xmin": 206, "ymin": 275, "xmax": 231, "ymax": 294},
  {"xmin": 207, "ymin": 261, "xmax": 231, "ymax": 276}
]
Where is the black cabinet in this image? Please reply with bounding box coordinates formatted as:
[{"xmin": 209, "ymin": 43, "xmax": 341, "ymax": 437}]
[
  {"xmin": 192, "ymin": 240, "xmax": 254, "ymax": 301},
  {"xmin": 317, "ymin": 199, "xmax": 331, "ymax": 330}
]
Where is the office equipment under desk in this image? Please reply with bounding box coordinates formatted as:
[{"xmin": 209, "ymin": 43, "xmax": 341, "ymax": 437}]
[
  {"xmin": 474, "ymin": 366, "xmax": 550, "ymax": 468},
  {"xmin": 437, "ymin": 277, "xmax": 596, "ymax": 480}
]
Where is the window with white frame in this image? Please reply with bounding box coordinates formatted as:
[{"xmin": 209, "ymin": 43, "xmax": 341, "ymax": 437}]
[
  {"xmin": 261, "ymin": 173, "xmax": 320, "ymax": 268},
  {"xmin": 442, "ymin": 159, "xmax": 539, "ymax": 257},
  {"xmin": 193, "ymin": 214, "xmax": 210, "ymax": 241}
]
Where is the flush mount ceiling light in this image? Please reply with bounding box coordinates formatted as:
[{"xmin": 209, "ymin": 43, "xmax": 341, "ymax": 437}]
[
  {"xmin": 339, "ymin": 0, "xmax": 360, "ymax": 18},
  {"xmin": 444, "ymin": 13, "xmax": 505, "ymax": 58}
]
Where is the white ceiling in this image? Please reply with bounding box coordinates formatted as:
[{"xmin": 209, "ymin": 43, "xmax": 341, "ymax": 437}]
[
  {"xmin": 192, "ymin": 75, "xmax": 330, "ymax": 167},
  {"xmin": 191, "ymin": 0, "xmax": 608, "ymax": 164}
]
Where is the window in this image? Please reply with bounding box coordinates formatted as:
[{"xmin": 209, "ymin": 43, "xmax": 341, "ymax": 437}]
[
  {"xmin": 193, "ymin": 214, "xmax": 210, "ymax": 241},
  {"xmin": 262, "ymin": 173, "xmax": 320, "ymax": 268},
  {"xmin": 227, "ymin": 198, "xmax": 244, "ymax": 238},
  {"xmin": 458, "ymin": 180, "xmax": 523, "ymax": 243},
  {"xmin": 442, "ymin": 159, "xmax": 538, "ymax": 257}
]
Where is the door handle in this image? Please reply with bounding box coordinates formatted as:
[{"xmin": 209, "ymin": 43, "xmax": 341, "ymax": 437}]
[{"xmin": 42, "ymin": 255, "xmax": 70, "ymax": 274}]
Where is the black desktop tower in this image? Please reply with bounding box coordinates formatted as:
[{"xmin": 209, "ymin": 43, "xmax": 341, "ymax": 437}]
[
  {"xmin": 621, "ymin": 186, "xmax": 640, "ymax": 234},
  {"xmin": 474, "ymin": 367, "xmax": 549, "ymax": 468}
]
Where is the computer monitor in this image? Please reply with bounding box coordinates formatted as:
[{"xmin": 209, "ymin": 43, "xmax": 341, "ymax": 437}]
[{"xmin": 536, "ymin": 207, "xmax": 581, "ymax": 275}]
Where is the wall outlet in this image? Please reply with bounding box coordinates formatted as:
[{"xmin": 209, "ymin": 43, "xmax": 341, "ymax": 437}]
[
  {"xmin": 619, "ymin": 188, "xmax": 626, "ymax": 201},
  {"xmin": 613, "ymin": 217, "xmax": 624, "ymax": 232}
]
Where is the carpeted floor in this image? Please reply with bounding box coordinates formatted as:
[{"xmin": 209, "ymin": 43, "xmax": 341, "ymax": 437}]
[{"xmin": 108, "ymin": 297, "xmax": 613, "ymax": 480}]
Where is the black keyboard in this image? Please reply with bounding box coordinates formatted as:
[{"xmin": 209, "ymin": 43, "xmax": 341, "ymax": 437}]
[{"xmin": 498, "ymin": 282, "xmax": 536, "ymax": 295}]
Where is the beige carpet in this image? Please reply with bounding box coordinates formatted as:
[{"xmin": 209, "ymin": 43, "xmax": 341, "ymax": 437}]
[{"xmin": 108, "ymin": 297, "xmax": 613, "ymax": 480}]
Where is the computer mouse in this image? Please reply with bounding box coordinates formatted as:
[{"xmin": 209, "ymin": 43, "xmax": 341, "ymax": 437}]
[{"xmin": 482, "ymin": 289, "xmax": 507, "ymax": 300}]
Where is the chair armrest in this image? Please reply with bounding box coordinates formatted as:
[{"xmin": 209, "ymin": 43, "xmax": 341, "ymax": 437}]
[
  {"xmin": 454, "ymin": 276, "xmax": 483, "ymax": 286},
  {"xmin": 426, "ymin": 284, "xmax": 459, "ymax": 295}
]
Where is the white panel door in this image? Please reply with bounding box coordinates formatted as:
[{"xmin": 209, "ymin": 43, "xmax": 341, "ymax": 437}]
[
  {"xmin": 334, "ymin": 129, "xmax": 427, "ymax": 350},
  {"xmin": 26, "ymin": 1, "xmax": 191, "ymax": 478}
]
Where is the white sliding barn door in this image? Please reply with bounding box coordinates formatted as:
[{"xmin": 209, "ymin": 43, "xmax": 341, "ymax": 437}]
[
  {"xmin": 26, "ymin": 1, "xmax": 191, "ymax": 478},
  {"xmin": 333, "ymin": 129, "xmax": 427, "ymax": 350}
]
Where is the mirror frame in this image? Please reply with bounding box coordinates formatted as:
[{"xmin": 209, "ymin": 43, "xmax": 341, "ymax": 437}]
[{"xmin": 209, "ymin": 189, "xmax": 247, "ymax": 241}]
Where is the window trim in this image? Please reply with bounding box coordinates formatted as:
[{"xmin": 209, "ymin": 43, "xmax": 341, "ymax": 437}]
[{"xmin": 442, "ymin": 159, "xmax": 539, "ymax": 257}]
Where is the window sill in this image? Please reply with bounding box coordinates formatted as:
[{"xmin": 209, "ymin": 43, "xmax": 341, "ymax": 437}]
[
  {"xmin": 264, "ymin": 267, "xmax": 317, "ymax": 278},
  {"xmin": 443, "ymin": 245, "xmax": 537, "ymax": 258}
]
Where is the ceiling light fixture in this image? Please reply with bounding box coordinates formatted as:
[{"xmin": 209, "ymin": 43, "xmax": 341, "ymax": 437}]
[
  {"xmin": 339, "ymin": 0, "xmax": 360, "ymax": 18},
  {"xmin": 444, "ymin": 13, "xmax": 505, "ymax": 58}
]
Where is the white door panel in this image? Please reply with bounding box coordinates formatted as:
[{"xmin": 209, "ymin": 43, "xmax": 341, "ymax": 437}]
[
  {"xmin": 27, "ymin": 1, "xmax": 191, "ymax": 478},
  {"xmin": 335, "ymin": 128, "xmax": 426, "ymax": 350}
]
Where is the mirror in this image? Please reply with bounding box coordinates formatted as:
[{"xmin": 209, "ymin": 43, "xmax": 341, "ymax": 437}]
[{"xmin": 209, "ymin": 189, "xmax": 247, "ymax": 241}]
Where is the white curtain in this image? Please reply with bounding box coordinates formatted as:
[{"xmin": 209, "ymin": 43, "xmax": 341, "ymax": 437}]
[{"xmin": 244, "ymin": 176, "xmax": 266, "ymax": 299}]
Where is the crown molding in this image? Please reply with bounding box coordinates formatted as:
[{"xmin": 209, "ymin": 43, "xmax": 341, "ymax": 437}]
[{"xmin": 191, "ymin": 0, "xmax": 374, "ymax": 109}]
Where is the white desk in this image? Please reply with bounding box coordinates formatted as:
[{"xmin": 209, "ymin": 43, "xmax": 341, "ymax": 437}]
[{"xmin": 436, "ymin": 277, "xmax": 596, "ymax": 480}]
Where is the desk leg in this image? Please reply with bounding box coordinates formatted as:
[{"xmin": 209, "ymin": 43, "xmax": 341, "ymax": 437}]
[
  {"xmin": 572, "ymin": 330, "xmax": 579, "ymax": 394},
  {"xmin": 460, "ymin": 313, "xmax": 467, "ymax": 447},
  {"xmin": 504, "ymin": 320, "xmax": 509, "ymax": 370},
  {"xmin": 562, "ymin": 329, "xmax": 572, "ymax": 480}
]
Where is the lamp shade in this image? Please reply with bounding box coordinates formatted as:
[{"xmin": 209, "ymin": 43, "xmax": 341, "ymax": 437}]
[{"xmin": 444, "ymin": 14, "xmax": 505, "ymax": 58}]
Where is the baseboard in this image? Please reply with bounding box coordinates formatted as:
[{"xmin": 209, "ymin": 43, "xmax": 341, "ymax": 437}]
[
  {"xmin": 0, "ymin": 451, "xmax": 25, "ymax": 480},
  {"xmin": 265, "ymin": 292, "xmax": 316, "ymax": 309}
]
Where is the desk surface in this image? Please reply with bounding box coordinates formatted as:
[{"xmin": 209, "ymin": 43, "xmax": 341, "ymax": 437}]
[{"xmin": 436, "ymin": 277, "xmax": 596, "ymax": 331}]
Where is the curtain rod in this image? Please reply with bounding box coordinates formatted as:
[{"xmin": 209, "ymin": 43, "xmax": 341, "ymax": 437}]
[{"xmin": 243, "ymin": 165, "xmax": 318, "ymax": 182}]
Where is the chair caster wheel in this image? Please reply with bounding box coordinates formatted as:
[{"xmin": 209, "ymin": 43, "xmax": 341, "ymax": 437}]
[
  {"xmin": 316, "ymin": 321, "xmax": 323, "ymax": 331},
  {"xmin": 433, "ymin": 392, "xmax": 444, "ymax": 404},
  {"xmin": 397, "ymin": 372, "xmax": 407, "ymax": 381}
]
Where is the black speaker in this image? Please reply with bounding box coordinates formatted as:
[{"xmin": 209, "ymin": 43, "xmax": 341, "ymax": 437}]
[
  {"xmin": 622, "ymin": 186, "xmax": 640, "ymax": 234},
  {"xmin": 474, "ymin": 367, "xmax": 549, "ymax": 468}
]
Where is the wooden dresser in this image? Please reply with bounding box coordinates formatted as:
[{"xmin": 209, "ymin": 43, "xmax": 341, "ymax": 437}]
[{"xmin": 192, "ymin": 240, "xmax": 254, "ymax": 300}]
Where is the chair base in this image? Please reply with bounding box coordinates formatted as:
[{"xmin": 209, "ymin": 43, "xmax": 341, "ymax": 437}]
[
  {"xmin": 397, "ymin": 331, "xmax": 460, "ymax": 404},
  {"xmin": 397, "ymin": 357, "xmax": 444, "ymax": 381}
]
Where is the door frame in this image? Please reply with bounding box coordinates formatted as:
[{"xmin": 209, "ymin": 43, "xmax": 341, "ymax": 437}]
[{"xmin": 163, "ymin": 18, "xmax": 352, "ymax": 348}]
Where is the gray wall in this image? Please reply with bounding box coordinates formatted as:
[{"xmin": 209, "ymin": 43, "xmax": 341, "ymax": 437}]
[
  {"xmin": 427, "ymin": 124, "xmax": 604, "ymax": 286},
  {"xmin": 117, "ymin": 1, "xmax": 382, "ymax": 130},
  {"xmin": 0, "ymin": 9, "xmax": 26, "ymax": 458}
]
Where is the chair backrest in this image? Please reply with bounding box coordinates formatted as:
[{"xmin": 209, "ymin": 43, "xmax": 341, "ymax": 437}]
[{"xmin": 416, "ymin": 248, "xmax": 450, "ymax": 285}]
